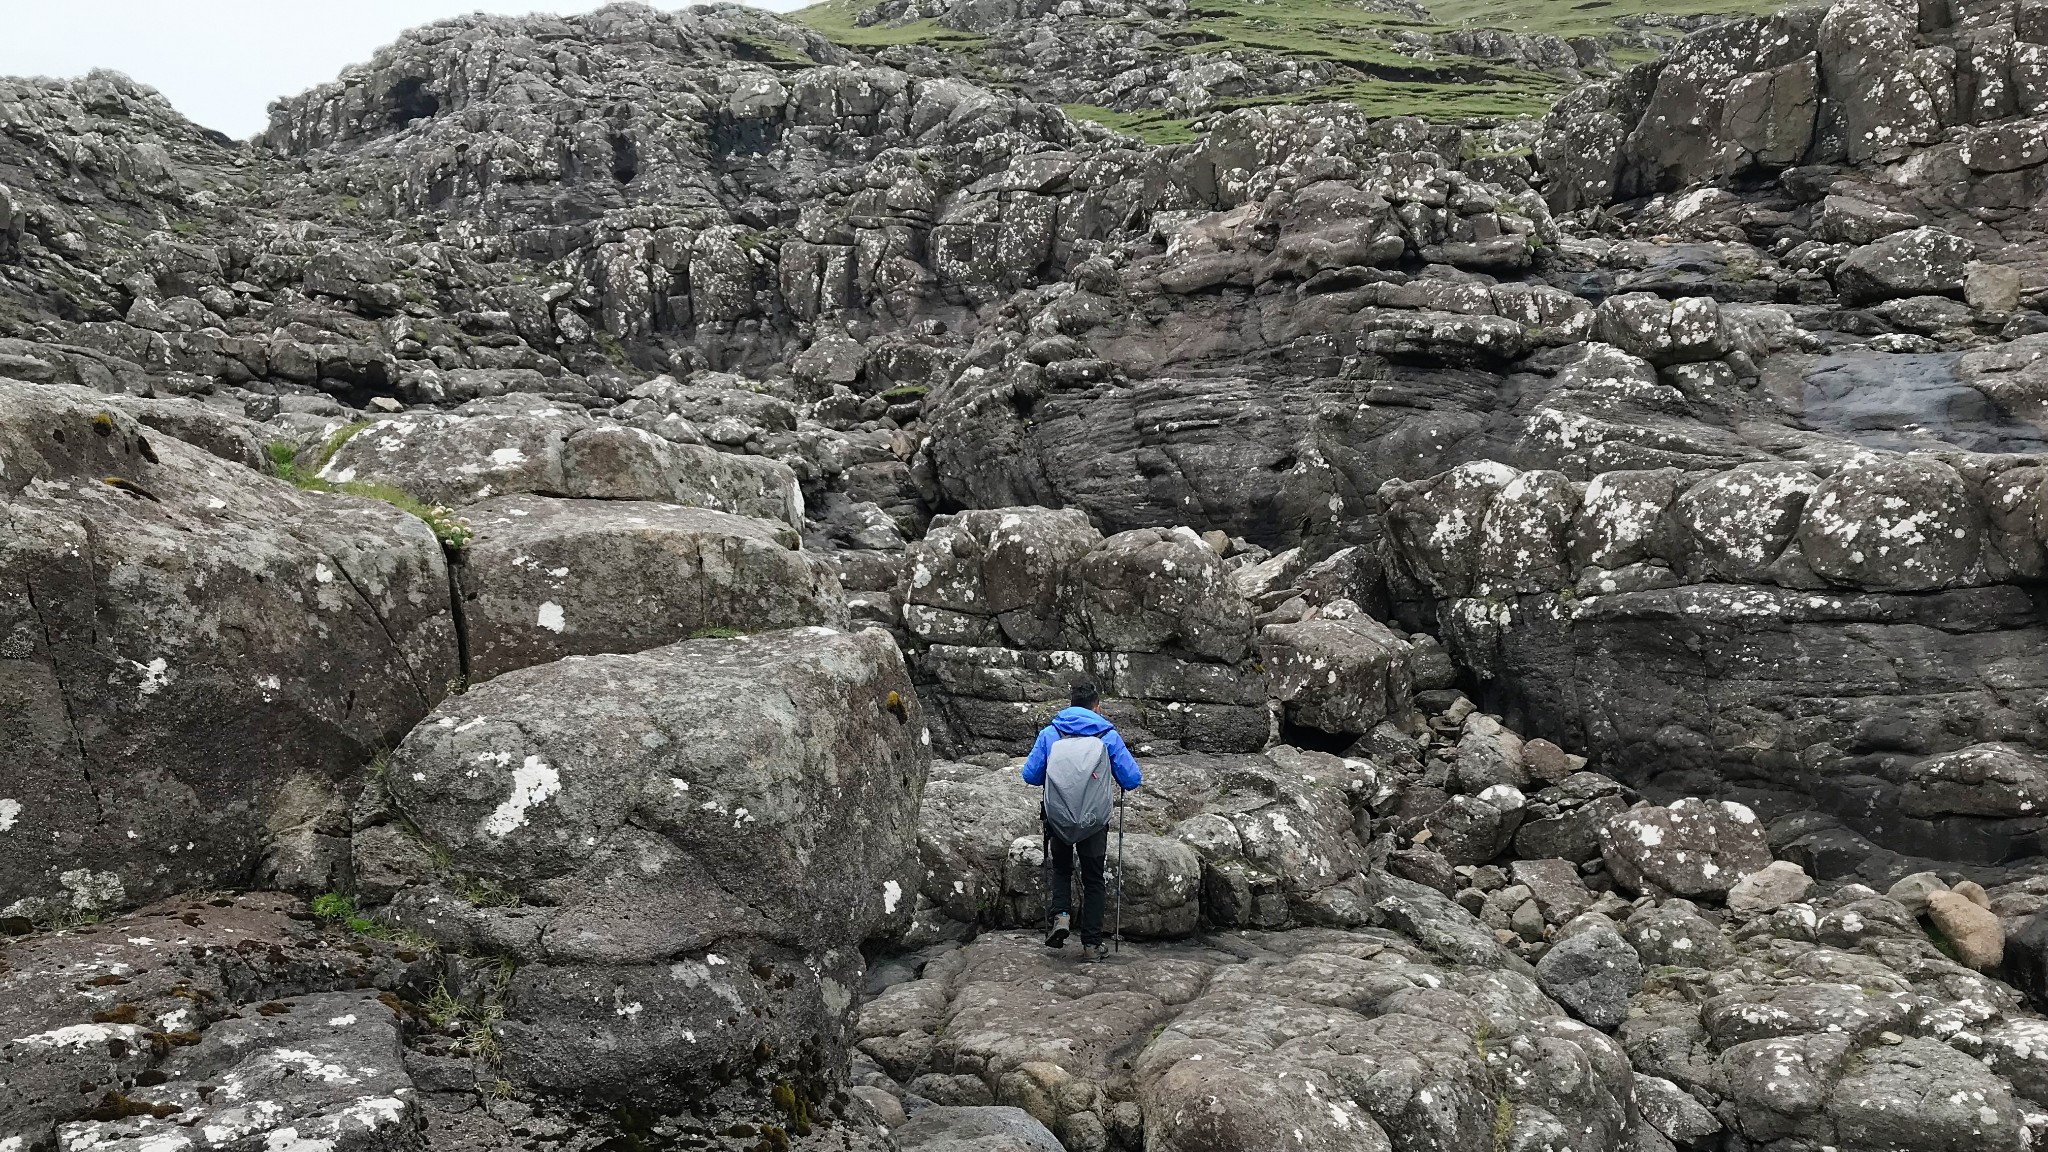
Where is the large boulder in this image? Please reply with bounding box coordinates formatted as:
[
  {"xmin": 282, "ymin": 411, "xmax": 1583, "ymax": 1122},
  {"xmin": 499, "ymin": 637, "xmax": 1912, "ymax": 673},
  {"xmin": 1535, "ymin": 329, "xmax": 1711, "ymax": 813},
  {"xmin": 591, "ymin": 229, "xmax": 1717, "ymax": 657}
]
[
  {"xmin": 1591, "ymin": 296, "xmax": 1731, "ymax": 366},
  {"xmin": 1072, "ymin": 527, "xmax": 1254, "ymax": 663},
  {"xmin": 372, "ymin": 626, "xmax": 929, "ymax": 1116},
  {"xmin": 322, "ymin": 410, "xmax": 804, "ymax": 527},
  {"xmin": 1726, "ymin": 859, "xmax": 1814, "ymax": 918},
  {"xmin": 0, "ymin": 381, "xmax": 458, "ymax": 916},
  {"xmin": 459, "ymin": 495, "xmax": 846, "ymax": 682},
  {"xmin": 1473, "ymin": 469, "xmax": 1578, "ymax": 594},
  {"xmin": 1600, "ymin": 799, "xmax": 1771, "ymax": 898},
  {"xmin": 903, "ymin": 506, "xmax": 1100, "ymax": 649},
  {"xmin": 1720, "ymin": 1034, "xmax": 2026, "ymax": 1149},
  {"xmin": 1671, "ymin": 463, "xmax": 1820, "ymax": 582},
  {"xmin": 1144, "ymin": 748, "xmax": 1378, "ymax": 930},
  {"xmin": 1258, "ymin": 606, "xmax": 1415, "ymax": 736},
  {"xmin": 901, "ymin": 508, "xmax": 1280, "ymax": 755},
  {"xmin": 1818, "ymin": 0, "xmax": 1945, "ymax": 166},
  {"xmin": 1380, "ymin": 461, "xmax": 1521, "ymax": 599},
  {"xmin": 1797, "ymin": 456, "xmax": 1984, "ymax": 591},
  {"xmin": 1535, "ymin": 917, "xmax": 1645, "ymax": 1029},
  {"xmin": 1568, "ymin": 468, "xmax": 1683, "ymax": 571},
  {"xmin": 1834, "ymin": 227, "xmax": 1977, "ymax": 306}
]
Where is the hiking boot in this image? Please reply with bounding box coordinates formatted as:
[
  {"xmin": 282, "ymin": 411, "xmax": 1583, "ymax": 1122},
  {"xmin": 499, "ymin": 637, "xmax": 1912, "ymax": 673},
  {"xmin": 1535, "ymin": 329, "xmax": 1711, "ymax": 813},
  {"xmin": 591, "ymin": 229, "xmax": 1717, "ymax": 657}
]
[
  {"xmin": 1080, "ymin": 943, "xmax": 1109, "ymax": 963},
  {"xmin": 1045, "ymin": 913, "xmax": 1071, "ymax": 949}
]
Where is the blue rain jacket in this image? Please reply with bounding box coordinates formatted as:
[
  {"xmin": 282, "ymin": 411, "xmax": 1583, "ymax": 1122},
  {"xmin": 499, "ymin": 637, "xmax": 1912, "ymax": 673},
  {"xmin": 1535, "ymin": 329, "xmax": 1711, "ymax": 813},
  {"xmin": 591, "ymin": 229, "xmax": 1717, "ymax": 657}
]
[{"xmin": 1020, "ymin": 707, "xmax": 1143, "ymax": 791}]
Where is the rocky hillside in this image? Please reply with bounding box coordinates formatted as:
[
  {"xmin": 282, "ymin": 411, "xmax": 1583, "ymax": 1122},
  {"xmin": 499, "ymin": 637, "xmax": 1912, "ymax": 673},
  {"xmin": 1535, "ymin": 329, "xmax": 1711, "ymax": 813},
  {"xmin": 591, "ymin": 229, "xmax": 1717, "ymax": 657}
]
[
  {"xmin": 793, "ymin": 0, "xmax": 1782, "ymax": 142},
  {"xmin": 5, "ymin": 0, "xmax": 2048, "ymax": 1149}
]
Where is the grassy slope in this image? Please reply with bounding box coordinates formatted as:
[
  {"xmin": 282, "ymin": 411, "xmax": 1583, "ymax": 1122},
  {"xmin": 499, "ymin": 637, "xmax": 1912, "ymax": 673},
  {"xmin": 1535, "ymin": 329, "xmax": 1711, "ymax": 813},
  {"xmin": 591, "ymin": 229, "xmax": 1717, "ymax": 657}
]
[
  {"xmin": 1425, "ymin": 0, "xmax": 1781, "ymax": 40},
  {"xmin": 794, "ymin": 0, "xmax": 988, "ymax": 48},
  {"xmin": 792, "ymin": 0, "xmax": 1779, "ymax": 142}
]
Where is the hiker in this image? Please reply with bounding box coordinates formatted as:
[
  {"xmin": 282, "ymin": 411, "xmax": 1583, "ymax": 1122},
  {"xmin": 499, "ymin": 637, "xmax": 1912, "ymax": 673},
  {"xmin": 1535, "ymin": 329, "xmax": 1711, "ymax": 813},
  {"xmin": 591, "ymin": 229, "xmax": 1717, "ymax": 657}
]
[{"xmin": 1021, "ymin": 681, "xmax": 1143, "ymax": 962}]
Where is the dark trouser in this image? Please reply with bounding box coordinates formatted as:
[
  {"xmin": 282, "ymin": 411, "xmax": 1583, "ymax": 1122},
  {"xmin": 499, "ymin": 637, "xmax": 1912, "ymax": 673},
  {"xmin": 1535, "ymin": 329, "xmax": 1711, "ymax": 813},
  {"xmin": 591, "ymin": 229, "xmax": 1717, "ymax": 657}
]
[{"xmin": 1046, "ymin": 823, "xmax": 1109, "ymax": 947}]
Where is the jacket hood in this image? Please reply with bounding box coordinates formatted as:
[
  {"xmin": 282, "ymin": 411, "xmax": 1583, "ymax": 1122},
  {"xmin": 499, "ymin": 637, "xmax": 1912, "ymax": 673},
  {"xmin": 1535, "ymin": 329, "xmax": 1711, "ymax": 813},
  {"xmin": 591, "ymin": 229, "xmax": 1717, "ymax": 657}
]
[{"xmin": 1051, "ymin": 707, "xmax": 1114, "ymax": 736}]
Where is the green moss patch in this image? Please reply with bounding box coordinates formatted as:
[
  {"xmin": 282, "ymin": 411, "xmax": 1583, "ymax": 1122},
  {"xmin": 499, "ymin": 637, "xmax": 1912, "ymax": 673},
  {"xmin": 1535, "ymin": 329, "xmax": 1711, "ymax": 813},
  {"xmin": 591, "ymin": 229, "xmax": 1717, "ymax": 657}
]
[
  {"xmin": 1061, "ymin": 105, "xmax": 1199, "ymax": 145},
  {"xmin": 270, "ymin": 433, "xmax": 474, "ymax": 551}
]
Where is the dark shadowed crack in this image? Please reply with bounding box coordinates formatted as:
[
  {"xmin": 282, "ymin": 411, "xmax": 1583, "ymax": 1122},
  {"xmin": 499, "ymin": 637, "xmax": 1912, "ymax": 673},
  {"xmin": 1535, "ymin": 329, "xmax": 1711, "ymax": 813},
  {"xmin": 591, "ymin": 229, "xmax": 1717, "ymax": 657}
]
[
  {"xmin": 21, "ymin": 559, "xmax": 109, "ymax": 831},
  {"xmin": 326, "ymin": 547, "xmax": 434, "ymax": 713},
  {"xmin": 446, "ymin": 550, "xmax": 472, "ymax": 688}
]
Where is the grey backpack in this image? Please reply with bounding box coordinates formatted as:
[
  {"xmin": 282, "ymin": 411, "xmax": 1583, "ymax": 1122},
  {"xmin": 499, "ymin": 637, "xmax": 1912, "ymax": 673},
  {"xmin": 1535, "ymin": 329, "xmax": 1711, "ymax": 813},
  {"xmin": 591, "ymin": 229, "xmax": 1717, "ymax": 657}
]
[{"xmin": 1043, "ymin": 735, "xmax": 1116, "ymax": 845}]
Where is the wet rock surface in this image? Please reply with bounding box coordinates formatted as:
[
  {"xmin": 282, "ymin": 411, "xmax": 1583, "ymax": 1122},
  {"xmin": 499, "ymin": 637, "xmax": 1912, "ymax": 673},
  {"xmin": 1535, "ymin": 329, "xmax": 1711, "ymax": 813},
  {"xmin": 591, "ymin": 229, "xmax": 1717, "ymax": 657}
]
[{"xmin": 0, "ymin": 893, "xmax": 438, "ymax": 1152}]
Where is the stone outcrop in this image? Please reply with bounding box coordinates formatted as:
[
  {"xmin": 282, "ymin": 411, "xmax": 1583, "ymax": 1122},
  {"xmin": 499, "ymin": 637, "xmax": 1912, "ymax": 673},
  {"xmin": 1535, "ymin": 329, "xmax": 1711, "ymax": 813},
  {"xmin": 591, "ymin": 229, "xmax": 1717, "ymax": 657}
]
[
  {"xmin": 0, "ymin": 893, "xmax": 438, "ymax": 1152},
  {"xmin": 9, "ymin": 0, "xmax": 2048, "ymax": 1146},
  {"xmin": 1380, "ymin": 455, "xmax": 2048, "ymax": 868},
  {"xmin": 906, "ymin": 747, "xmax": 1375, "ymax": 945},
  {"xmin": 0, "ymin": 381, "xmax": 458, "ymax": 916},
  {"xmin": 1535, "ymin": 0, "xmax": 2048, "ymax": 206},
  {"xmin": 458, "ymin": 495, "xmax": 846, "ymax": 683},
  {"xmin": 902, "ymin": 507, "xmax": 1433, "ymax": 754},
  {"xmin": 363, "ymin": 627, "xmax": 928, "ymax": 1120},
  {"xmin": 858, "ymin": 921, "xmax": 1633, "ymax": 1152}
]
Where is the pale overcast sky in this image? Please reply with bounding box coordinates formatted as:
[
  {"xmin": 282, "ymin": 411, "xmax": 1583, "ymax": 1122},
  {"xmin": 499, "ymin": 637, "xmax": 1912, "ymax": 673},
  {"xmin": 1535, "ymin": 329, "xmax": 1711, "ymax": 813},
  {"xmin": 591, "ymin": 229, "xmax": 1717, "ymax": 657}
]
[{"xmin": 0, "ymin": 1, "xmax": 808, "ymax": 141}]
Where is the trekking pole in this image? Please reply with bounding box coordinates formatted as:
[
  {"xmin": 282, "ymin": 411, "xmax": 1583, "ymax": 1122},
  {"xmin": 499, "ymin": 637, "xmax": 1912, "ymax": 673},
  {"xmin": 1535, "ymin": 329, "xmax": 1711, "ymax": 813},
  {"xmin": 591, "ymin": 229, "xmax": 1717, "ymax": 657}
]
[{"xmin": 1114, "ymin": 790, "xmax": 1125, "ymax": 953}]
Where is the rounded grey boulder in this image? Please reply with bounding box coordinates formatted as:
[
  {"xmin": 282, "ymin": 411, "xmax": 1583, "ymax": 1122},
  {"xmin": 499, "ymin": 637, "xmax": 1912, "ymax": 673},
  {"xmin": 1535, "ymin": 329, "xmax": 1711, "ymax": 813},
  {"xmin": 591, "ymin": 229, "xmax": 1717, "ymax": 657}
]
[
  {"xmin": 1601, "ymin": 799, "xmax": 1772, "ymax": 898},
  {"xmin": 1535, "ymin": 917, "xmax": 1645, "ymax": 1030},
  {"xmin": 374, "ymin": 626, "xmax": 929, "ymax": 1111}
]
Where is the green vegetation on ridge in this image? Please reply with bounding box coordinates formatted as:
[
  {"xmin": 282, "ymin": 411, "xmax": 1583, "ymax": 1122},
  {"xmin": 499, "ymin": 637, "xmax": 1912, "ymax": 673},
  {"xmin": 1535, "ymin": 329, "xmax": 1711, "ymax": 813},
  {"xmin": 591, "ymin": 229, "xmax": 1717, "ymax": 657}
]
[
  {"xmin": 269, "ymin": 426, "xmax": 474, "ymax": 551},
  {"xmin": 794, "ymin": 0, "xmax": 1781, "ymax": 135},
  {"xmin": 792, "ymin": 0, "xmax": 988, "ymax": 49}
]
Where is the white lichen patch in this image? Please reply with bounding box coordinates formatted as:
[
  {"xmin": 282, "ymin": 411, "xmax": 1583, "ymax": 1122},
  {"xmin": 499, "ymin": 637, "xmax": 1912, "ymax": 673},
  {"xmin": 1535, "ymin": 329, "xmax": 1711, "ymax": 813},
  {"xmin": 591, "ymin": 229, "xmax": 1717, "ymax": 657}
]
[
  {"xmin": 481, "ymin": 756, "xmax": 561, "ymax": 838},
  {"xmin": 133, "ymin": 656, "xmax": 171, "ymax": 696},
  {"xmin": 60, "ymin": 868, "xmax": 125, "ymax": 910},
  {"xmin": 15, "ymin": 1022, "xmax": 145, "ymax": 1048},
  {"xmin": 268, "ymin": 1048, "xmax": 358, "ymax": 1084},
  {"xmin": 536, "ymin": 601, "xmax": 565, "ymax": 632}
]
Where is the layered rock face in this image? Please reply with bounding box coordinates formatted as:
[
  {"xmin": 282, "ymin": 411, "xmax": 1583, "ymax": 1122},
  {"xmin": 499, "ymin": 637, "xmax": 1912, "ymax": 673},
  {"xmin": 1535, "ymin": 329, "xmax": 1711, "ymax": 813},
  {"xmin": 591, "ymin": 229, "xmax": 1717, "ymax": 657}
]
[
  {"xmin": 10, "ymin": 0, "xmax": 2048, "ymax": 1148},
  {"xmin": 902, "ymin": 507, "xmax": 1430, "ymax": 752},
  {"xmin": 1381, "ymin": 454, "xmax": 2048, "ymax": 867},
  {"xmin": 1539, "ymin": 0, "xmax": 2048, "ymax": 210}
]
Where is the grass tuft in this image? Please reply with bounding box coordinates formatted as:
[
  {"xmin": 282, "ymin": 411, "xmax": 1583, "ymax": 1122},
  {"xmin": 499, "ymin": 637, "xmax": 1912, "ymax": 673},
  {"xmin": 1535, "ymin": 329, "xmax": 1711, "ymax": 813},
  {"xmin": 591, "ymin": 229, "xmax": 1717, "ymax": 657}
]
[
  {"xmin": 311, "ymin": 890, "xmax": 438, "ymax": 950},
  {"xmin": 424, "ymin": 957, "xmax": 515, "ymax": 1066},
  {"xmin": 316, "ymin": 420, "xmax": 375, "ymax": 468},
  {"xmin": 271, "ymin": 433, "xmax": 474, "ymax": 550}
]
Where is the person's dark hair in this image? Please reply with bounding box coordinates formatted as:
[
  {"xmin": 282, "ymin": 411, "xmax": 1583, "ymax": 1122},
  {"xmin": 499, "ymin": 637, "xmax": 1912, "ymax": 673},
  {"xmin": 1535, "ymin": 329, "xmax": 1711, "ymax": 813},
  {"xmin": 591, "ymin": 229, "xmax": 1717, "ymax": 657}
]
[{"xmin": 1070, "ymin": 681, "xmax": 1100, "ymax": 709}]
